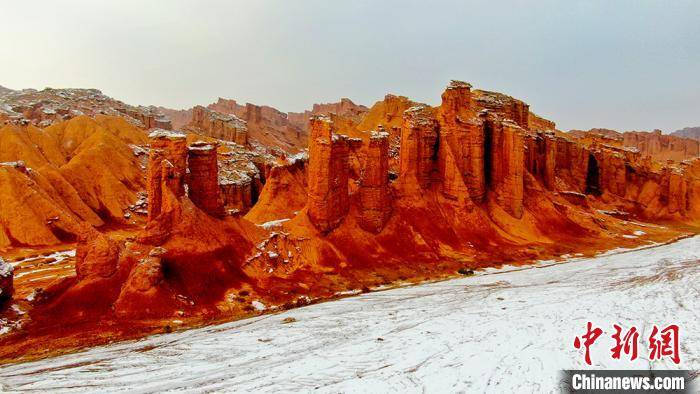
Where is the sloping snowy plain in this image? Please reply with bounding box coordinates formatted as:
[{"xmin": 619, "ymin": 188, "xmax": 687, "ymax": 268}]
[{"xmin": 0, "ymin": 236, "xmax": 698, "ymax": 393}]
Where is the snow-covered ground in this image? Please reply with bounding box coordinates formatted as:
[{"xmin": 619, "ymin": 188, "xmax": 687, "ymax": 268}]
[{"xmin": 1, "ymin": 237, "xmax": 699, "ymax": 393}]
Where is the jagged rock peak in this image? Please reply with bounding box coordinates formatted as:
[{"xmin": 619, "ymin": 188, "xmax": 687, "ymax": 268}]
[{"xmin": 447, "ymin": 80, "xmax": 473, "ymax": 90}]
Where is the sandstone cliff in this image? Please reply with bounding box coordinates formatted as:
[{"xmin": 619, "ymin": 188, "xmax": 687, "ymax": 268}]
[
  {"xmin": 672, "ymin": 126, "xmax": 700, "ymax": 142},
  {"xmin": 569, "ymin": 128, "xmax": 699, "ymax": 162}
]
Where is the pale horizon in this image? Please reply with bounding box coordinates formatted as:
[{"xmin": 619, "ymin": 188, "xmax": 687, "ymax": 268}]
[{"xmin": 2, "ymin": 0, "xmax": 699, "ymax": 133}]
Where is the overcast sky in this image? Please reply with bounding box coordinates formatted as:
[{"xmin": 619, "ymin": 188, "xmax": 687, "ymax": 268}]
[{"xmin": 1, "ymin": 0, "xmax": 699, "ymax": 132}]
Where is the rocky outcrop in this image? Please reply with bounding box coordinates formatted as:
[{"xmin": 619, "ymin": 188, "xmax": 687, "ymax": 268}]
[
  {"xmin": 189, "ymin": 106, "xmax": 248, "ymax": 145},
  {"xmin": 0, "ymin": 116, "xmax": 148, "ymax": 249},
  {"xmin": 622, "ymin": 130, "xmax": 699, "ymax": 162},
  {"xmin": 359, "ymin": 131, "xmax": 392, "ymax": 233},
  {"xmin": 399, "ymin": 105, "xmax": 438, "ymax": 189},
  {"xmin": 75, "ymin": 228, "xmax": 119, "ymax": 280},
  {"xmin": 528, "ymin": 113, "xmax": 556, "ymax": 132},
  {"xmin": 525, "ymin": 131, "xmax": 557, "ymax": 190},
  {"xmin": 439, "ymin": 81, "xmax": 486, "ymax": 202},
  {"xmin": 188, "ymin": 142, "xmax": 225, "ymax": 217},
  {"xmin": 0, "ymin": 258, "xmax": 13, "ymax": 306},
  {"xmin": 473, "ymin": 90, "xmax": 529, "ymax": 129},
  {"xmin": 288, "ymin": 98, "xmax": 369, "ymax": 132},
  {"xmin": 594, "ymin": 147, "xmax": 628, "ymax": 197},
  {"xmin": 146, "ymin": 130, "xmax": 188, "ymax": 221},
  {"xmin": 113, "ymin": 249, "xmax": 167, "ymax": 319},
  {"xmin": 220, "ymin": 181, "xmax": 253, "ymax": 214},
  {"xmin": 0, "ymin": 87, "xmax": 172, "ymax": 129},
  {"xmin": 569, "ymin": 128, "xmax": 699, "ymax": 163},
  {"xmin": 209, "ymin": 99, "xmax": 306, "ymax": 153},
  {"xmin": 555, "ymin": 136, "xmax": 591, "ymax": 193},
  {"xmin": 307, "ymin": 115, "xmax": 350, "ymax": 232},
  {"xmin": 672, "ymin": 127, "xmax": 700, "ymax": 142},
  {"xmin": 485, "ymin": 116, "xmax": 525, "ymax": 218}
]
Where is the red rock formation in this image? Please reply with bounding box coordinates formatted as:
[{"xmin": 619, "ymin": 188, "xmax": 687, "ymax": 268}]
[
  {"xmin": 359, "ymin": 131, "xmax": 392, "ymax": 233},
  {"xmin": 147, "ymin": 130, "xmax": 188, "ymax": 221},
  {"xmin": 473, "ymin": 90, "xmax": 530, "ymax": 129},
  {"xmin": 0, "ymin": 87, "xmax": 172, "ymax": 129},
  {"xmin": 673, "ymin": 127, "xmax": 700, "ymax": 142},
  {"xmin": 9, "ymin": 80, "xmax": 700, "ymax": 363},
  {"xmin": 555, "ymin": 136, "xmax": 590, "ymax": 193},
  {"xmin": 220, "ymin": 181, "xmax": 253, "ymax": 214},
  {"xmin": 525, "ymin": 131, "xmax": 557, "ymax": 190},
  {"xmin": 569, "ymin": 128, "xmax": 699, "ymax": 163},
  {"xmin": 439, "ymin": 81, "xmax": 486, "ymax": 202},
  {"xmin": 399, "ymin": 105, "xmax": 438, "ymax": 189},
  {"xmin": 75, "ymin": 228, "xmax": 120, "ymax": 280},
  {"xmin": 356, "ymin": 94, "xmax": 416, "ymax": 134},
  {"xmin": 529, "ymin": 113, "xmax": 556, "ymax": 132},
  {"xmin": 209, "ymin": 99, "xmax": 306, "ymax": 153},
  {"xmin": 189, "ymin": 106, "xmax": 248, "ymax": 145},
  {"xmin": 594, "ymin": 147, "xmax": 628, "ymax": 197},
  {"xmin": 187, "ymin": 142, "xmax": 225, "ymax": 217},
  {"xmin": 307, "ymin": 115, "xmax": 350, "ymax": 232},
  {"xmin": 0, "ymin": 258, "xmax": 13, "ymax": 306},
  {"xmin": 485, "ymin": 117, "xmax": 525, "ymax": 218},
  {"xmin": 622, "ymin": 130, "xmax": 699, "ymax": 162},
  {"xmin": 682, "ymin": 159, "xmax": 700, "ymax": 217},
  {"xmin": 288, "ymin": 98, "xmax": 369, "ymax": 132}
]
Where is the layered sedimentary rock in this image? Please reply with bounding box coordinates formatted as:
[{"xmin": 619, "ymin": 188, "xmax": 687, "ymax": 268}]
[
  {"xmin": 208, "ymin": 98, "xmax": 306, "ymax": 152},
  {"xmin": 356, "ymin": 94, "xmax": 416, "ymax": 134},
  {"xmin": 359, "ymin": 131, "xmax": 392, "ymax": 233},
  {"xmin": 146, "ymin": 130, "xmax": 188, "ymax": 221},
  {"xmin": 528, "ymin": 113, "xmax": 557, "ymax": 132},
  {"xmin": 307, "ymin": 115, "xmax": 350, "ymax": 232},
  {"xmin": 525, "ymin": 131, "xmax": 557, "ymax": 190},
  {"xmin": 399, "ymin": 105, "xmax": 438, "ymax": 189},
  {"xmin": 0, "ymin": 258, "xmax": 13, "ymax": 306},
  {"xmin": 439, "ymin": 81, "xmax": 486, "ymax": 202},
  {"xmin": 672, "ymin": 126, "xmax": 700, "ymax": 142},
  {"xmin": 188, "ymin": 142, "xmax": 225, "ymax": 217},
  {"xmin": 555, "ymin": 136, "xmax": 591, "ymax": 193},
  {"xmin": 0, "ymin": 87, "xmax": 172, "ymax": 129},
  {"xmin": 288, "ymin": 98, "xmax": 369, "ymax": 133},
  {"xmin": 622, "ymin": 130, "xmax": 699, "ymax": 162},
  {"xmin": 485, "ymin": 116, "xmax": 525, "ymax": 218},
  {"xmin": 75, "ymin": 228, "xmax": 119, "ymax": 280},
  {"xmin": 0, "ymin": 115, "xmax": 149, "ymax": 248},
  {"xmin": 594, "ymin": 146, "xmax": 629, "ymax": 197},
  {"xmin": 473, "ymin": 90, "xmax": 530, "ymax": 129},
  {"xmin": 569, "ymin": 128, "xmax": 699, "ymax": 162},
  {"xmin": 189, "ymin": 106, "xmax": 248, "ymax": 145},
  {"xmin": 220, "ymin": 182, "xmax": 253, "ymax": 214}
]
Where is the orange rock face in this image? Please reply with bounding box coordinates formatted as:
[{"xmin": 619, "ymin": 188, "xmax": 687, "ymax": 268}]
[
  {"xmin": 146, "ymin": 130, "xmax": 188, "ymax": 221},
  {"xmin": 0, "ymin": 115, "xmax": 148, "ymax": 249},
  {"xmin": 570, "ymin": 128, "xmax": 699, "ymax": 163},
  {"xmin": 622, "ymin": 130, "xmax": 699, "ymax": 162},
  {"xmin": 359, "ymin": 131, "xmax": 392, "ymax": 233},
  {"xmin": 525, "ymin": 131, "xmax": 557, "ymax": 190},
  {"xmin": 485, "ymin": 117, "xmax": 525, "ymax": 218},
  {"xmin": 555, "ymin": 136, "xmax": 591, "ymax": 193},
  {"xmin": 75, "ymin": 228, "xmax": 120, "ymax": 280},
  {"xmin": 6, "ymin": 80, "xmax": 700, "ymax": 362},
  {"xmin": 187, "ymin": 142, "xmax": 225, "ymax": 217},
  {"xmin": 400, "ymin": 105, "xmax": 438, "ymax": 189},
  {"xmin": 307, "ymin": 116, "xmax": 350, "ymax": 232},
  {"xmin": 473, "ymin": 89, "xmax": 530, "ymax": 129},
  {"xmin": 439, "ymin": 81, "xmax": 486, "ymax": 202},
  {"xmin": 209, "ymin": 99, "xmax": 306, "ymax": 153},
  {"xmin": 189, "ymin": 106, "xmax": 248, "ymax": 146}
]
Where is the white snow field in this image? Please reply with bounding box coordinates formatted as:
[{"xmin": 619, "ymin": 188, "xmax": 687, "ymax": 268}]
[{"xmin": 1, "ymin": 236, "xmax": 699, "ymax": 393}]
